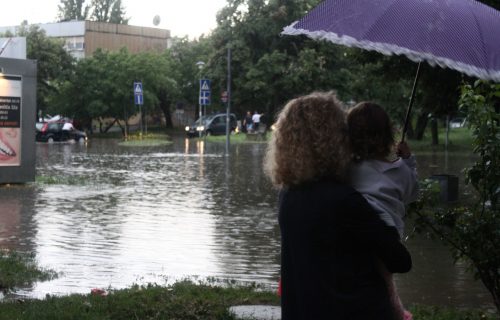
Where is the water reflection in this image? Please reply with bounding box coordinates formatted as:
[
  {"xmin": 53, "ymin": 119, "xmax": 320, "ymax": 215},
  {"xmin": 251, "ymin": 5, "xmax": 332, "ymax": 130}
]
[
  {"xmin": 0, "ymin": 185, "xmax": 37, "ymax": 252},
  {"xmin": 0, "ymin": 137, "xmax": 493, "ymax": 310}
]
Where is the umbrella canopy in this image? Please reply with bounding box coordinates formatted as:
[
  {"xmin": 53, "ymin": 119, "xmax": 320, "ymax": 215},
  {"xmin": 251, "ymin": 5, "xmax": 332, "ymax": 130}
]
[{"xmin": 282, "ymin": 0, "xmax": 500, "ymax": 82}]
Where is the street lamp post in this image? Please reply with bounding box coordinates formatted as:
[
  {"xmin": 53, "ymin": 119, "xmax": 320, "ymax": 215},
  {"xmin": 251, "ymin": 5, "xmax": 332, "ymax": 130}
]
[{"xmin": 196, "ymin": 61, "xmax": 205, "ymax": 138}]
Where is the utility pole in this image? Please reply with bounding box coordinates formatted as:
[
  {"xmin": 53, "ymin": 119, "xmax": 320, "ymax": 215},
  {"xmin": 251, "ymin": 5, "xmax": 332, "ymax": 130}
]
[{"xmin": 225, "ymin": 47, "xmax": 231, "ymax": 154}]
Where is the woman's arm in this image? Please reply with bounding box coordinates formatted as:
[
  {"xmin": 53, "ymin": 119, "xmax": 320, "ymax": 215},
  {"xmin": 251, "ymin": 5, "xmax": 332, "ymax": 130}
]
[{"xmin": 341, "ymin": 191, "xmax": 412, "ymax": 273}]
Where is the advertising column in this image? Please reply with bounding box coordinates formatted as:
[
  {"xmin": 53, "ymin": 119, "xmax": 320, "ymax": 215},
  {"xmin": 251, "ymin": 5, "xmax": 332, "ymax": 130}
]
[{"xmin": 0, "ymin": 75, "xmax": 22, "ymax": 166}]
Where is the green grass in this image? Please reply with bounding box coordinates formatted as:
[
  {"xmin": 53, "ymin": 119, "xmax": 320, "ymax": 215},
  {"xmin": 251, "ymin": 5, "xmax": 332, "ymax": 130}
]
[
  {"xmin": 204, "ymin": 132, "xmax": 271, "ymax": 144},
  {"xmin": 405, "ymin": 127, "xmax": 474, "ymax": 153},
  {"xmin": 0, "ymin": 281, "xmax": 278, "ymax": 320},
  {"xmin": 36, "ymin": 175, "xmax": 88, "ymax": 185},
  {"xmin": 117, "ymin": 133, "xmax": 173, "ymax": 147},
  {"xmin": 410, "ymin": 304, "xmax": 496, "ymax": 320},
  {"xmin": 0, "ymin": 251, "xmax": 57, "ymax": 290},
  {"xmin": 0, "ymin": 280, "xmax": 495, "ymax": 319}
]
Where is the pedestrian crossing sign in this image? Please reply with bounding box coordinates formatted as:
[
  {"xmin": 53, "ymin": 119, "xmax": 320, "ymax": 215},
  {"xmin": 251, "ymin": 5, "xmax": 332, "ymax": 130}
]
[
  {"xmin": 200, "ymin": 79, "xmax": 210, "ymax": 91},
  {"xmin": 199, "ymin": 79, "xmax": 211, "ymax": 105}
]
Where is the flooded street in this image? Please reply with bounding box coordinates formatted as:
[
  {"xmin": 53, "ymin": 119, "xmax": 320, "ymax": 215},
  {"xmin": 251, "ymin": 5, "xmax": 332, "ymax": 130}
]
[{"xmin": 0, "ymin": 135, "xmax": 495, "ymax": 311}]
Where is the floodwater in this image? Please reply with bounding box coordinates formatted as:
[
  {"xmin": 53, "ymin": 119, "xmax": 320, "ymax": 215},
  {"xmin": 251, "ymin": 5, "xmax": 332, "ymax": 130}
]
[{"xmin": 0, "ymin": 135, "xmax": 495, "ymax": 311}]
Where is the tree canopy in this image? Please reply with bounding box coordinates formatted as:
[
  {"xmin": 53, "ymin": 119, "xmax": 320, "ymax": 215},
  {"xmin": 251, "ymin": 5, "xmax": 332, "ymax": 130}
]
[
  {"xmin": 57, "ymin": 0, "xmax": 90, "ymax": 21},
  {"xmin": 57, "ymin": 0, "xmax": 128, "ymax": 24}
]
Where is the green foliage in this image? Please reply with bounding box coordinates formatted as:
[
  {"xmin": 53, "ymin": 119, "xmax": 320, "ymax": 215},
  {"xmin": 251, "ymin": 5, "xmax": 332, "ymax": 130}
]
[
  {"xmin": 36, "ymin": 175, "xmax": 88, "ymax": 185},
  {"xmin": 57, "ymin": 0, "xmax": 127, "ymax": 24},
  {"xmin": 459, "ymin": 81, "xmax": 500, "ymax": 210},
  {"xmin": 50, "ymin": 48, "xmax": 179, "ymax": 134},
  {"xmin": 90, "ymin": 0, "xmax": 128, "ymax": 24},
  {"xmin": 5, "ymin": 23, "xmax": 75, "ymax": 116},
  {"xmin": 0, "ymin": 251, "xmax": 57, "ymax": 290},
  {"xmin": 409, "ymin": 81, "xmax": 500, "ymax": 314},
  {"xmin": 57, "ymin": 0, "xmax": 91, "ymax": 21},
  {"xmin": 209, "ymin": 0, "xmax": 342, "ymax": 117}
]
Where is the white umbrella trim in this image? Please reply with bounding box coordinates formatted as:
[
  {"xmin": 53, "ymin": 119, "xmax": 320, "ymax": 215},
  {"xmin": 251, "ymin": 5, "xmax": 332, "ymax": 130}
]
[{"xmin": 282, "ymin": 22, "xmax": 500, "ymax": 82}]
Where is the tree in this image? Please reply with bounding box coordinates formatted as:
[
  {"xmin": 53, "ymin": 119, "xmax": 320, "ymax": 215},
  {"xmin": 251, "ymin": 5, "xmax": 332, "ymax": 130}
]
[
  {"xmin": 8, "ymin": 23, "xmax": 75, "ymax": 118},
  {"xmin": 209, "ymin": 0, "xmax": 346, "ymax": 118},
  {"xmin": 109, "ymin": 0, "xmax": 129, "ymax": 24},
  {"xmin": 411, "ymin": 81, "xmax": 500, "ymax": 314},
  {"xmin": 91, "ymin": 0, "xmax": 128, "ymax": 24},
  {"xmin": 167, "ymin": 36, "xmax": 213, "ymax": 119},
  {"xmin": 51, "ymin": 49, "xmax": 179, "ymax": 135},
  {"xmin": 57, "ymin": 0, "xmax": 91, "ymax": 21}
]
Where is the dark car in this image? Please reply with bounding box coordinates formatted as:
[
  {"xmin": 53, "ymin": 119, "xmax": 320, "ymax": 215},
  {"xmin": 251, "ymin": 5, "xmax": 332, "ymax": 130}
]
[
  {"xmin": 36, "ymin": 121, "xmax": 87, "ymax": 143},
  {"xmin": 185, "ymin": 113, "xmax": 237, "ymax": 137}
]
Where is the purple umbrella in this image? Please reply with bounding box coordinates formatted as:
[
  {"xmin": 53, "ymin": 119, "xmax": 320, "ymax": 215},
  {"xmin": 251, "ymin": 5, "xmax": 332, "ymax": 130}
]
[{"xmin": 282, "ymin": 0, "xmax": 500, "ymax": 139}]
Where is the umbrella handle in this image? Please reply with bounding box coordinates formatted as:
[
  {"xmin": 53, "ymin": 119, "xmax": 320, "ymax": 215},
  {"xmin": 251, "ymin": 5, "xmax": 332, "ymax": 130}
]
[{"xmin": 401, "ymin": 62, "xmax": 422, "ymax": 142}]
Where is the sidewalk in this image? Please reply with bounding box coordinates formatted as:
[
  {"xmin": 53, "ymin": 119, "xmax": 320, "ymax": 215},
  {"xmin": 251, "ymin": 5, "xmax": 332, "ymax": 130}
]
[{"xmin": 229, "ymin": 305, "xmax": 281, "ymax": 320}]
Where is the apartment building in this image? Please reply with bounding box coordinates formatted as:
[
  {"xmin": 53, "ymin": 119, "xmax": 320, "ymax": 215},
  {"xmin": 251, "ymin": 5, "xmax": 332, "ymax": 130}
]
[{"xmin": 0, "ymin": 20, "xmax": 170, "ymax": 59}]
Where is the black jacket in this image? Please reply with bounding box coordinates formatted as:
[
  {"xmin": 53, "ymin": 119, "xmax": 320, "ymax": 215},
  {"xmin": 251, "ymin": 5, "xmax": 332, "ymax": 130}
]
[{"xmin": 279, "ymin": 179, "xmax": 412, "ymax": 320}]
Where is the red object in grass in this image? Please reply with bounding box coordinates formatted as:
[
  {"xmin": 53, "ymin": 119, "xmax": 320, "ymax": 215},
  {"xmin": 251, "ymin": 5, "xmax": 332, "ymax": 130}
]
[
  {"xmin": 277, "ymin": 278, "xmax": 282, "ymax": 297},
  {"xmin": 91, "ymin": 288, "xmax": 107, "ymax": 296}
]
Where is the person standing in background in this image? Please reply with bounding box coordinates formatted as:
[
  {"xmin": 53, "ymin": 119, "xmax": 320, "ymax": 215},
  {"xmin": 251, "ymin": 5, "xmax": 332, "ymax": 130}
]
[
  {"xmin": 252, "ymin": 111, "xmax": 262, "ymax": 131},
  {"xmin": 243, "ymin": 111, "xmax": 253, "ymax": 133}
]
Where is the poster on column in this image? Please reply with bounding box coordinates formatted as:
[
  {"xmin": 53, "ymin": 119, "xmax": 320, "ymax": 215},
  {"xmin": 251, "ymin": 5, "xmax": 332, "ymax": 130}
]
[{"xmin": 0, "ymin": 75, "xmax": 22, "ymax": 166}]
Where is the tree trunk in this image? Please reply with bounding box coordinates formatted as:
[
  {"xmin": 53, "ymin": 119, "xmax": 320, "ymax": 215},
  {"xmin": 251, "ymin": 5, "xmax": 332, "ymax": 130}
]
[
  {"xmin": 103, "ymin": 118, "xmax": 117, "ymax": 133},
  {"xmin": 158, "ymin": 90, "xmax": 173, "ymax": 129},
  {"xmin": 415, "ymin": 113, "xmax": 429, "ymax": 140},
  {"xmin": 116, "ymin": 120, "xmax": 125, "ymax": 138},
  {"xmin": 98, "ymin": 118, "xmax": 104, "ymax": 133},
  {"xmin": 405, "ymin": 121, "xmax": 415, "ymax": 140},
  {"xmin": 430, "ymin": 117, "xmax": 439, "ymax": 145}
]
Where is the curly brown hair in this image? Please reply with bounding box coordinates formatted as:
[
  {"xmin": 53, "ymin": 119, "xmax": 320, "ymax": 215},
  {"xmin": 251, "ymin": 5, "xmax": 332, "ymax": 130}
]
[
  {"xmin": 347, "ymin": 102, "xmax": 394, "ymax": 161},
  {"xmin": 264, "ymin": 92, "xmax": 351, "ymax": 187}
]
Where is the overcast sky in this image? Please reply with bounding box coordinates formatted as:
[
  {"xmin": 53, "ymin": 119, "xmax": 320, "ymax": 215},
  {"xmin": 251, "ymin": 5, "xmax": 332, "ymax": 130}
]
[{"xmin": 0, "ymin": 0, "xmax": 228, "ymax": 39}]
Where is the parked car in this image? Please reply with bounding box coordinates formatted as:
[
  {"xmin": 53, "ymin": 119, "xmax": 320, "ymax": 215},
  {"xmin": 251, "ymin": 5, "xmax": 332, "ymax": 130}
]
[
  {"xmin": 36, "ymin": 121, "xmax": 87, "ymax": 143},
  {"xmin": 185, "ymin": 113, "xmax": 237, "ymax": 137},
  {"xmin": 449, "ymin": 117, "xmax": 466, "ymax": 128}
]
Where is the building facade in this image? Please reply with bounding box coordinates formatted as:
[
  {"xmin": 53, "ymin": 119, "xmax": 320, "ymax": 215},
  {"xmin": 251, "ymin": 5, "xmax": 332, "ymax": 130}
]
[{"xmin": 0, "ymin": 21, "xmax": 170, "ymax": 59}]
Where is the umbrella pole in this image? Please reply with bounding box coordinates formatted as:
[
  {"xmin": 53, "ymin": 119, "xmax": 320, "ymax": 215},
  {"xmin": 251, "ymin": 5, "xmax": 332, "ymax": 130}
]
[{"xmin": 401, "ymin": 62, "xmax": 422, "ymax": 142}]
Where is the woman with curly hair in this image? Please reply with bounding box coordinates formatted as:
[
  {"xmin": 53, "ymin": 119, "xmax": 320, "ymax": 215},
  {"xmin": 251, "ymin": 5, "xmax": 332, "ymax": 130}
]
[{"xmin": 264, "ymin": 92, "xmax": 412, "ymax": 320}]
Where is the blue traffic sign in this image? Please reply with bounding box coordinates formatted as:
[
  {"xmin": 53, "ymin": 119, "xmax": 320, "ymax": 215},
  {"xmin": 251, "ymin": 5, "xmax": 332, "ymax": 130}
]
[
  {"xmin": 199, "ymin": 79, "xmax": 211, "ymax": 105},
  {"xmin": 199, "ymin": 91, "xmax": 210, "ymax": 106},
  {"xmin": 134, "ymin": 81, "xmax": 143, "ymax": 105},
  {"xmin": 135, "ymin": 94, "xmax": 143, "ymax": 105},
  {"xmin": 200, "ymin": 79, "xmax": 210, "ymax": 91}
]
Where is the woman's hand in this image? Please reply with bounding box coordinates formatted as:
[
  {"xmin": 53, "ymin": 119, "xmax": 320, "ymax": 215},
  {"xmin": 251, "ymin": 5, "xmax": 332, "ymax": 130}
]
[{"xmin": 396, "ymin": 142, "xmax": 411, "ymax": 159}]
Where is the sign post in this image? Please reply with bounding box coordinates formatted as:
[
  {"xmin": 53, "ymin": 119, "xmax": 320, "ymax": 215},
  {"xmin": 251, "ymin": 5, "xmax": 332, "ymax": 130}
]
[
  {"xmin": 199, "ymin": 79, "xmax": 211, "ymax": 137},
  {"xmin": 225, "ymin": 48, "xmax": 231, "ymax": 154},
  {"xmin": 0, "ymin": 57, "xmax": 37, "ymax": 184},
  {"xmin": 134, "ymin": 81, "xmax": 144, "ymax": 135}
]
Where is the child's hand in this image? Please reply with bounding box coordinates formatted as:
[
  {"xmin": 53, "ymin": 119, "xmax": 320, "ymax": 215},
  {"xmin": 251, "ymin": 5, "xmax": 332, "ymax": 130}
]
[{"xmin": 396, "ymin": 142, "xmax": 411, "ymax": 159}]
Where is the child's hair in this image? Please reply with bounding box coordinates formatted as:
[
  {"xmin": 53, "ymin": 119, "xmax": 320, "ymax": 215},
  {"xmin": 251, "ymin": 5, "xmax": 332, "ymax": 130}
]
[{"xmin": 347, "ymin": 101, "xmax": 394, "ymax": 160}]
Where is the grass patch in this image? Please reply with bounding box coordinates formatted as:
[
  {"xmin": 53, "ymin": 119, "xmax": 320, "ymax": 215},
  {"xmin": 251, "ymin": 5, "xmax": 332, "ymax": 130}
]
[
  {"xmin": 204, "ymin": 132, "xmax": 270, "ymax": 144},
  {"xmin": 0, "ymin": 251, "xmax": 57, "ymax": 290},
  {"xmin": 0, "ymin": 280, "xmax": 278, "ymax": 320},
  {"xmin": 118, "ymin": 139, "xmax": 173, "ymax": 147},
  {"xmin": 117, "ymin": 133, "xmax": 173, "ymax": 147},
  {"xmin": 0, "ymin": 280, "xmax": 495, "ymax": 319},
  {"xmin": 406, "ymin": 127, "xmax": 473, "ymax": 153},
  {"xmin": 409, "ymin": 304, "xmax": 496, "ymax": 320},
  {"xmin": 35, "ymin": 175, "xmax": 88, "ymax": 185}
]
